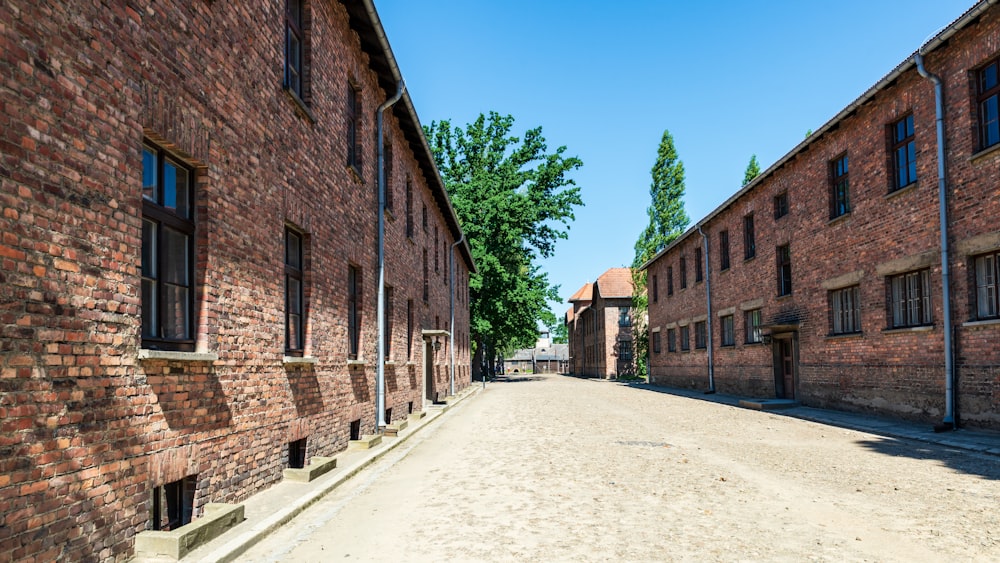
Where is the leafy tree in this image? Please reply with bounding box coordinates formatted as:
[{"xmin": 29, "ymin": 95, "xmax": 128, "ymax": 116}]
[
  {"xmin": 548, "ymin": 319, "xmax": 568, "ymax": 344},
  {"xmin": 426, "ymin": 112, "xmax": 583, "ymax": 380},
  {"xmin": 631, "ymin": 129, "xmax": 690, "ymax": 379},
  {"xmin": 743, "ymin": 154, "xmax": 761, "ymax": 186}
]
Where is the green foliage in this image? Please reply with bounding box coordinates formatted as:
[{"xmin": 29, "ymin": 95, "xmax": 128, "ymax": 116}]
[
  {"xmin": 742, "ymin": 154, "xmax": 761, "ymax": 186},
  {"xmin": 425, "ymin": 112, "xmax": 583, "ymax": 376},
  {"xmin": 549, "ymin": 319, "xmax": 568, "ymax": 344}
]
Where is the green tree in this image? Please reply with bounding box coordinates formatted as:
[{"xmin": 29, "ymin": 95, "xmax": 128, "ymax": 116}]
[
  {"xmin": 631, "ymin": 129, "xmax": 690, "ymax": 379},
  {"xmin": 426, "ymin": 112, "xmax": 583, "ymax": 380},
  {"xmin": 743, "ymin": 154, "xmax": 761, "ymax": 186},
  {"xmin": 548, "ymin": 319, "xmax": 568, "ymax": 344}
]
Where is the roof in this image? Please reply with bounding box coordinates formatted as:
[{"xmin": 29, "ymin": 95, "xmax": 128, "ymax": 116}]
[
  {"xmin": 639, "ymin": 0, "xmax": 998, "ymax": 272},
  {"xmin": 342, "ymin": 0, "xmax": 476, "ymax": 272},
  {"xmin": 565, "ymin": 306, "xmax": 575, "ymax": 324},
  {"xmin": 568, "ymin": 282, "xmax": 593, "ymax": 303},
  {"xmin": 595, "ymin": 268, "xmax": 634, "ymax": 299}
]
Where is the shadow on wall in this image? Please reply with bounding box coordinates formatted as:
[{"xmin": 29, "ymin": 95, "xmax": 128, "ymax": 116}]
[
  {"xmin": 287, "ymin": 368, "xmax": 324, "ymax": 417},
  {"xmin": 350, "ymin": 366, "xmax": 370, "ymax": 403},
  {"xmin": 147, "ymin": 363, "xmax": 233, "ymax": 433}
]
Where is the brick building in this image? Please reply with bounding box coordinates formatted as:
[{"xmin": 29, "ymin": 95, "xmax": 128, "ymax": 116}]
[
  {"xmin": 642, "ymin": 0, "xmax": 1000, "ymax": 430},
  {"xmin": 0, "ymin": 1, "xmax": 474, "ymax": 560},
  {"xmin": 566, "ymin": 268, "xmax": 635, "ymax": 378}
]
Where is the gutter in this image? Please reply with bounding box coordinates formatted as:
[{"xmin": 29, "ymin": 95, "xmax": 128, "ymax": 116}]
[
  {"xmin": 698, "ymin": 224, "xmax": 715, "ymax": 393},
  {"xmin": 449, "ymin": 233, "xmax": 465, "ymax": 396}
]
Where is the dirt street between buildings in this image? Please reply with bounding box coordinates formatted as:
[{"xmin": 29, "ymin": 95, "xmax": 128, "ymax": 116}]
[{"xmin": 239, "ymin": 374, "xmax": 999, "ymax": 562}]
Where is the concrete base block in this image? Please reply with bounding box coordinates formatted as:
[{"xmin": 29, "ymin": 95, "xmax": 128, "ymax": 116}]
[
  {"xmin": 348, "ymin": 434, "xmax": 382, "ymax": 450},
  {"xmin": 134, "ymin": 503, "xmax": 244, "ymax": 560},
  {"xmin": 383, "ymin": 420, "xmax": 409, "ymax": 437},
  {"xmin": 408, "ymin": 411, "xmax": 426, "ymax": 421},
  {"xmin": 739, "ymin": 398, "xmax": 798, "ymax": 411},
  {"xmin": 283, "ymin": 456, "xmax": 337, "ymax": 483}
]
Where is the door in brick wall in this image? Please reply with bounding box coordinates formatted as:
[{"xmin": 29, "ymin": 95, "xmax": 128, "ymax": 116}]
[
  {"xmin": 423, "ymin": 339, "xmax": 435, "ymax": 404},
  {"xmin": 772, "ymin": 334, "xmax": 796, "ymax": 399}
]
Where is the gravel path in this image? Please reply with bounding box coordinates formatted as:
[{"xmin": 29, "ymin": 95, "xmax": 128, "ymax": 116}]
[{"xmin": 239, "ymin": 373, "xmax": 999, "ymax": 562}]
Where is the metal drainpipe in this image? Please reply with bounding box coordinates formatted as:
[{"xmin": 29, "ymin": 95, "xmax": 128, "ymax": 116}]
[
  {"xmin": 698, "ymin": 225, "xmax": 715, "ymax": 393},
  {"xmin": 449, "ymin": 234, "xmax": 465, "ymax": 396},
  {"xmin": 375, "ymin": 80, "xmax": 405, "ymax": 432},
  {"xmin": 914, "ymin": 52, "xmax": 955, "ymax": 430}
]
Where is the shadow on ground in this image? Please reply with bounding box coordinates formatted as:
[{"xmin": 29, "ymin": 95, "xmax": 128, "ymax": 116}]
[
  {"xmin": 494, "ymin": 375, "xmax": 545, "ymax": 383},
  {"xmin": 855, "ymin": 436, "xmax": 999, "ymax": 481}
]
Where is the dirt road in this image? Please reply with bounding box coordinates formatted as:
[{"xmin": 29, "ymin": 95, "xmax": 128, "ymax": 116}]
[{"xmin": 239, "ymin": 374, "xmax": 999, "ymax": 562}]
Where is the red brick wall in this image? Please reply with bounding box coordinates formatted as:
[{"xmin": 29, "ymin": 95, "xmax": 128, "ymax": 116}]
[
  {"xmin": 648, "ymin": 6, "xmax": 1000, "ymax": 430},
  {"xmin": 0, "ymin": 1, "xmax": 471, "ymax": 561}
]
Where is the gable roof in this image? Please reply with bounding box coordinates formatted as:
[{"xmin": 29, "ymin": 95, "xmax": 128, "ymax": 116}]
[
  {"xmin": 595, "ymin": 268, "xmax": 634, "ymax": 299},
  {"xmin": 568, "ymin": 282, "xmax": 593, "ymax": 302}
]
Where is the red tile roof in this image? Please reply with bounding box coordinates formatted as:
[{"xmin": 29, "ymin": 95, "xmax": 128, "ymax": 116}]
[
  {"xmin": 596, "ymin": 268, "xmax": 634, "ymax": 298},
  {"xmin": 568, "ymin": 282, "xmax": 593, "ymax": 302}
]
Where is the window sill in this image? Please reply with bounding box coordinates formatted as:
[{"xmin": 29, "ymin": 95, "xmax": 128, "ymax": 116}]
[
  {"xmin": 827, "ymin": 212, "xmax": 852, "ymax": 226},
  {"xmin": 825, "ymin": 332, "xmax": 863, "ymax": 340},
  {"xmin": 744, "ymin": 341, "xmax": 764, "ymax": 346},
  {"xmin": 969, "ymin": 142, "xmax": 1000, "ymax": 165},
  {"xmin": 138, "ymin": 349, "xmax": 219, "ymax": 362},
  {"xmin": 744, "ymin": 255, "xmax": 756, "ymax": 263},
  {"xmin": 284, "ymin": 355, "xmax": 318, "ymax": 365},
  {"xmin": 347, "ymin": 164, "xmax": 363, "ymax": 184},
  {"xmin": 962, "ymin": 318, "xmax": 1000, "ymax": 328},
  {"xmin": 282, "ymin": 86, "xmax": 316, "ymax": 123},
  {"xmin": 719, "ymin": 344, "xmax": 735, "ymax": 348},
  {"xmin": 777, "ymin": 293, "xmax": 793, "ymax": 301},
  {"xmin": 347, "ymin": 358, "xmax": 366, "ymax": 366},
  {"xmin": 385, "ymin": 360, "xmax": 399, "ymax": 366},
  {"xmin": 885, "ymin": 182, "xmax": 918, "ymax": 200},
  {"xmin": 882, "ymin": 325, "xmax": 934, "ymax": 334}
]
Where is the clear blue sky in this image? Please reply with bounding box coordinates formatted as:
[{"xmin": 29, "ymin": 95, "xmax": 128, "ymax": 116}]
[{"xmin": 376, "ymin": 0, "xmax": 973, "ymax": 319}]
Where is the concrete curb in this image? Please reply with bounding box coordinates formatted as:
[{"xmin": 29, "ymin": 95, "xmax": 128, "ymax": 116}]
[{"xmin": 176, "ymin": 385, "xmax": 483, "ymax": 563}]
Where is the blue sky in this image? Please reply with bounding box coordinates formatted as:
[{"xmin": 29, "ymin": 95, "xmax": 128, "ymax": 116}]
[{"xmin": 376, "ymin": 0, "xmax": 973, "ymax": 319}]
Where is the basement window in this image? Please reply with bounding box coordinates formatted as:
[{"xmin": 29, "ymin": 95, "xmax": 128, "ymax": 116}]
[
  {"xmin": 151, "ymin": 475, "xmax": 197, "ymax": 531},
  {"xmin": 350, "ymin": 419, "xmax": 361, "ymax": 441},
  {"xmin": 288, "ymin": 438, "xmax": 307, "ymax": 469}
]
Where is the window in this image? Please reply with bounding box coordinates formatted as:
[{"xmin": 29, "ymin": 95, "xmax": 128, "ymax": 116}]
[
  {"xmin": 694, "ymin": 247, "xmax": 703, "ymax": 283},
  {"xmin": 406, "ymin": 299, "xmax": 414, "ymax": 360},
  {"xmin": 619, "ymin": 340, "xmax": 633, "ymax": 361},
  {"xmin": 679, "ymin": 326, "xmax": 690, "ymax": 351},
  {"xmin": 652, "ymin": 331, "xmax": 661, "ymax": 354},
  {"xmin": 978, "ymin": 57, "xmax": 1000, "ymax": 150},
  {"xmin": 348, "ymin": 265, "xmax": 360, "ymax": 359},
  {"xmin": 151, "ymin": 475, "xmax": 196, "ymax": 531},
  {"xmin": 743, "ymin": 213, "xmax": 755, "ymax": 260},
  {"xmin": 383, "ymin": 140, "xmax": 393, "ymax": 211},
  {"xmin": 891, "ymin": 115, "xmax": 916, "ymax": 190},
  {"xmin": 975, "ymin": 252, "xmax": 1000, "ymax": 319},
  {"xmin": 777, "ymin": 244, "xmax": 792, "ymax": 296},
  {"xmin": 694, "ymin": 321, "xmax": 706, "ymax": 349},
  {"xmin": 422, "ymin": 249, "xmax": 428, "ymax": 303},
  {"xmin": 288, "ymin": 438, "xmax": 307, "ymax": 469},
  {"xmin": 679, "ymin": 257, "xmax": 687, "ymax": 289},
  {"xmin": 285, "ymin": 228, "xmax": 305, "ymax": 356},
  {"xmin": 434, "ymin": 227, "xmax": 439, "ymax": 273},
  {"xmin": 405, "ymin": 179, "xmax": 414, "ymax": 239},
  {"xmin": 830, "ymin": 285, "xmax": 861, "ymax": 334},
  {"xmin": 774, "ymin": 192, "xmax": 789, "ymax": 219},
  {"xmin": 652, "ymin": 275, "xmax": 658, "ymax": 303},
  {"xmin": 284, "ymin": 0, "xmax": 308, "ymax": 102},
  {"xmin": 421, "ymin": 203, "xmax": 427, "ymax": 231},
  {"xmin": 745, "ymin": 309, "xmax": 762, "ymax": 344},
  {"xmin": 889, "ymin": 269, "xmax": 931, "ymax": 328},
  {"xmin": 384, "ymin": 285, "xmax": 393, "ymax": 358},
  {"xmin": 830, "ymin": 154, "xmax": 850, "ymax": 218},
  {"xmin": 666, "ymin": 266, "xmax": 674, "ymax": 296},
  {"xmin": 618, "ymin": 307, "xmax": 631, "ymax": 327},
  {"xmin": 719, "ymin": 230, "xmax": 730, "ymax": 271},
  {"xmin": 142, "ymin": 143, "xmax": 195, "ymax": 352},
  {"xmin": 347, "ymin": 84, "xmax": 361, "ymax": 173},
  {"xmin": 666, "ymin": 328, "xmax": 676, "ymax": 352},
  {"xmin": 720, "ymin": 315, "xmax": 734, "ymax": 346}
]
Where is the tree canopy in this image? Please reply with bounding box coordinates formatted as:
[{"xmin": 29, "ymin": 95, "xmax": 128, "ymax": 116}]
[
  {"xmin": 425, "ymin": 112, "xmax": 583, "ymax": 378},
  {"xmin": 743, "ymin": 154, "xmax": 761, "ymax": 186}
]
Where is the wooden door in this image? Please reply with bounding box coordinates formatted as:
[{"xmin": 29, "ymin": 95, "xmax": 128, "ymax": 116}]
[{"xmin": 777, "ymin": 337, "xmax": 795, "ymax": 399}]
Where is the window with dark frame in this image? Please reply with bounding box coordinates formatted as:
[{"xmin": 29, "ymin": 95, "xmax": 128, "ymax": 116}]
[
  {"xmin": 719, "ymin": 229, "xmax": 730, "ymax": 271},
  {"xmin": 830, "ymin": 285, "xmax": 861, "ymax": 335},
  {"xmin": 406, "ymin": 299, "xmax": 414, "ymax": 360},
  {"xmin": 720, "ymin": 314, "xmax": 734, "ymax": 346},
  {"xmin": 667, "ymin": 266, "xmax": 674, "ymax": 295},
  {"xmin": 434, "ymin": 227, "xmax": 439, "ymax": 273},
  {"xmin": 384, "ymin": 285, "xmax": 393, "ymax": 358},
  {"xmin": 405, "ymin": 179, "xmax": 413, "ymax": 238},
  {"xmin": 285, "ymin": 228, "xmax": 305, "ymax": 356},
  {"xmin": 383, "ymin": 140, "xmax": 393, "ymax": 211},
  {"xmin": 974, "ymin": 251, "xmax": 1000, "ymax": 319},
  {"xmin": 652, "ymin": 274, "xmax": 658, "ymax": 303},
  {"xmin": 422, "ymin": 249, "xmax": 428, "ymax": 303},
  {"xmin": 680, "ymin": 325, "xmax": 690, "ymax": 351},
  {"xmin": 830, "ymin": 154, "xmax": 850, "ymax": 218},
  {"xmin": 679, "ymin": 257, "xmax": 687, "ymax": 289},
  {"xmin": 889, "ymin": 269, "xmax": 931, "ymax": 328},
  {"xmin": 777, "ymin": 244, "xmax": 792, "ymax": 296},
  {"xmin": 618, "ymin": 307, "xmax": 631, "ymax": 327},
  {"xmin": 667, "ymin": 328, "xmax": 676, "ymax": 352},
  {"xmin": 978, "ymin": 57, "xmax": 1000, "ymax": 151},
  {"xmin": 694, "ymin": 321, "xmax": 706, "ymax": 349},
  {"xmin": 348, "ymin": 265, "xmax": 360, "ymax": 359},
  {"xmin": 743, "ymin": 213, "xmax": 755, "ymax": 260},
  {"xmin": 694, "ymin": 246, "xmax": 703, "ymax": 283},
  {"xmin": 619, "ymin": 340, "xmax": 633, "ymax": 362},
  {"xmin": 774, "ymin": 192, "xmax": 789, "ymax": 219},
  {"xmin": 142, "ymin": 143, "xmax": 195, "ymax": 352},
  {"xmin": 891, "ymin": 115, "xmax": 916, "ymax": 191},
  {"xmin": 745, "ymin": 309, "xmax": 762, "ymax": 344},
  {"xmin": 346, "ymin": 84, "xmax": 361, "ymax": 173},
  {"xmin": 284, "ymin": 0, "xmax": 307, "ymax": 102},
  {"xmin": 652, "ymin": 331, "xmax": 661, "ymax": 354},
  {"xmin": 151, "ymin": 475, "xmax": 196, "ymax": 531}
]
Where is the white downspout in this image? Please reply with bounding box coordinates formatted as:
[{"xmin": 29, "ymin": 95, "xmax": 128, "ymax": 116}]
[
  {"xmin": 449, "ymin": 233, "xmax": 465, "ymax": 396},
  {"xmin": 914, "ymin": 52, "xmax": 955, "ymax": 431},
  {"xmin": 376, "ymin": 80, "xmax": 405, "ymax": 431},
  {"xmin": 698, "ymin": 224, "xmax": 715, "ymax": 393}
]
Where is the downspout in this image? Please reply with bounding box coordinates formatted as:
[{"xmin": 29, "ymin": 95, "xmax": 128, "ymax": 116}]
[
  {"xmin": 376, "ymin": 80, "xmax": 405, "ymax": 432},
  {"xmin": 449, "ymin": 233, "xmax": 465, "ymax": 396},
  {"xmin": 914, "ymin": 52, "xmax": 955, "ymax": 431},
  {"xmin": 698, "ymin": 225, "xmax": 715, "ymax": 393}
]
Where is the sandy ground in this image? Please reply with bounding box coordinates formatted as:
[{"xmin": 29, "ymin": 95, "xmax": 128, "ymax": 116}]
[{"xmin": 238, "ymin": 374, "xmax": 999, "ymax": 562}]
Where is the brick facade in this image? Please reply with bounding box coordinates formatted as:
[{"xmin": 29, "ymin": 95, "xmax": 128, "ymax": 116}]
[
  {"xmin": 0, "ymin": 1, "xmax": 472, "ymax": 561},
  {"xmin": 566, "ymin": 268, "xmax": 634, "ymax": 378},
  {"xmin": 644, "ymin": 1, "xmax": 1000, "ymax": 430}
]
